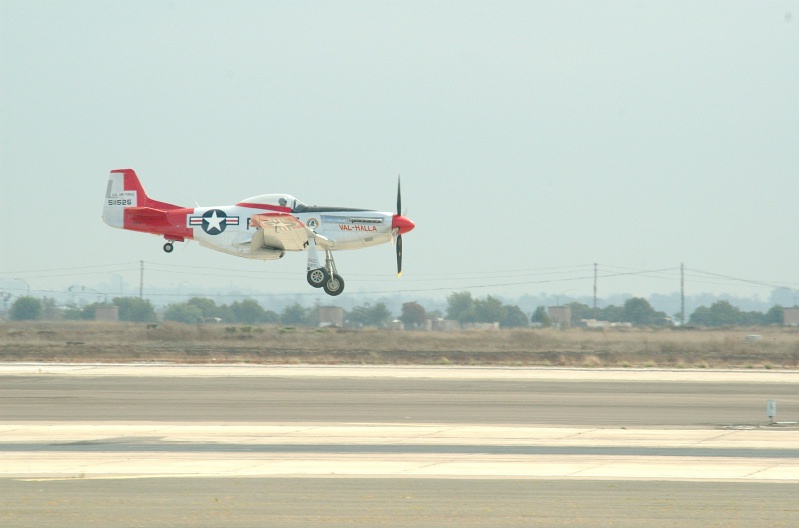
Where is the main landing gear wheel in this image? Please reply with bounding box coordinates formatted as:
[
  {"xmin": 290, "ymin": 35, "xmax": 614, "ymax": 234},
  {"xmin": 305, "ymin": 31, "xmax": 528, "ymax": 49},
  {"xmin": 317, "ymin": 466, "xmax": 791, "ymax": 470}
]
[
  {"xmin": 307, "ymin": 268, "xmax": 328, "ymax": 288},
  {"xmin": 163, "ymin": 242, "xmax": 174, "ymax": 253},
  {"xmin": 323, "ymin": 274, "xmax": 345, "ymax": 296}
]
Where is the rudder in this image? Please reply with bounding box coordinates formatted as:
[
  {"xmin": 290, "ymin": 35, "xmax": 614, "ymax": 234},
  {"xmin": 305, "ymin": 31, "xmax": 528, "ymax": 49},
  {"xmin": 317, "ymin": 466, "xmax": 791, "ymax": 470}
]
[
  {"xmin": 102, "ymin": 169, "xmax": 143, "ymax": 228},
  {"xmin": 102, "ymin": 169, "xmax": 181, "ymax": 228}
]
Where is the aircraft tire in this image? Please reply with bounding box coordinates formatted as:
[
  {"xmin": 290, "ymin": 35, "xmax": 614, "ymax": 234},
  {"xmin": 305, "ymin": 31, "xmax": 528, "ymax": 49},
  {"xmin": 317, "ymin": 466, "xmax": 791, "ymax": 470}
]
[
  {"xmin": 163, "ymin": 242, "xmax": 174, "ymax": 253},
  {"xmin": 323, "ymin": 274, "xmax": 345, "ymax": 296},
  {"xmin": 307, "ymin": 268, "xmax": 328, "ymax": 288}
]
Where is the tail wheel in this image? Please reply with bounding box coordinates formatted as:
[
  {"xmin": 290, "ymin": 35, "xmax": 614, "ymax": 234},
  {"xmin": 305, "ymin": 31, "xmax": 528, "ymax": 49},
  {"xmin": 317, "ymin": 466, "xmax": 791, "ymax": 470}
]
[
  {"xmin": 163, "ymin": 242, "xmax": 174, "ymax": 253},
  {"xmin": 307, "ymin": 268, "xmax": 328, "ymax": 288},
  {"xmin": 323, "ymin": 274, "xmax": 345, "ymax": 296}
]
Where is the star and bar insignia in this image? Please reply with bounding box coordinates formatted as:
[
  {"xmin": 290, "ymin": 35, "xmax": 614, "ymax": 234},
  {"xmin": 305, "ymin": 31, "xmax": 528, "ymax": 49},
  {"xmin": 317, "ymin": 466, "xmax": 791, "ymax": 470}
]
[{"xmin": 188, "ymin": 209, "xmax": 240, "ymax": 235}]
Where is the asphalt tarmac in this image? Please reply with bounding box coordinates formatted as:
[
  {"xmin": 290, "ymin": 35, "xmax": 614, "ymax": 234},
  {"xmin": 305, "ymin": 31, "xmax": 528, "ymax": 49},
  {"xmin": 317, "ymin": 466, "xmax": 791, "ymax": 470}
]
[
  {"xmin": 4, "ymin": 478, "xmax": 799, "ymax": 528},
  {"xmin": 2, "ymin": 366, "xmax": 797, "ymax": 426},
  {"xmin": 1, "ymin": 364, "xmax": 798, "ymax": 527}
]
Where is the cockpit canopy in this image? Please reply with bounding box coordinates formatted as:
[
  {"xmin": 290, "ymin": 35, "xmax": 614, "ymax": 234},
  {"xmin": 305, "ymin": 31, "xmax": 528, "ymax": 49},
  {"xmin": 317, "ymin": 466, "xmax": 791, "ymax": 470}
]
[{"xmin": 238, "ymin": 194, "xmax": 309, "ymax": 213}]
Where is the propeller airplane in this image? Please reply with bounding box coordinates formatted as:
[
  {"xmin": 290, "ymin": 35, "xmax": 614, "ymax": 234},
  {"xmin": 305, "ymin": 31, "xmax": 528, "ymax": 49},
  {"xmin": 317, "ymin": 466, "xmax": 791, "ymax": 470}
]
[{"xmin": 102, "ymin": 169, "xmax": 415, "ymax": 296}]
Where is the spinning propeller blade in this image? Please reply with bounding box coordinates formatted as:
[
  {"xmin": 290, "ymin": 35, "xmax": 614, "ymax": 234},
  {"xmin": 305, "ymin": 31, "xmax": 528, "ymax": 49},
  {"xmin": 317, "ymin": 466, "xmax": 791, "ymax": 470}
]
[
  {"xmin": 396, "ymin": 175, "xmax": 402, "ymax": 277},
  {"xmin": 396, "ymin": 234, "xmax": 403, "ymax": 277},
  {"xmin": 397, "ymin": 176, "xmax": 402, "ymax": 218},
  {"xmin": 390, "ymin": 174, "xmax": 414, "ymax": 278}
]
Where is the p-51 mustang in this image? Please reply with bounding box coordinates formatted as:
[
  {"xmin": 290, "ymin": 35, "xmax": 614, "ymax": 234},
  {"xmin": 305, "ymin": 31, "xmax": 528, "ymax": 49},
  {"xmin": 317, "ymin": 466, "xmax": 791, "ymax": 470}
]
[{"xmin": 102, "ymin": 169, "xmax": 415, "ymax": 296}]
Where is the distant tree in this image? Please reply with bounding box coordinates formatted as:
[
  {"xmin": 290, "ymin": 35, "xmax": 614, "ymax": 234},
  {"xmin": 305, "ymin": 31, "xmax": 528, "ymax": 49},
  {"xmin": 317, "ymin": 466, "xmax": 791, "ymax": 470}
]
[
  {"xmin": 230, "ymin": 299, "xmax": 269, "ymax": 324},
  {"xmin": 113, "ymin": 297, "xmax": 157, "ymax": 323},
  {"xmin": 64, "ymin": 302, "xmax": 104, "ymax": 321},
  {"xmin": 446, "ymin": 292, "xmax": 477, "ymax": 324},
  {"xmin": 689, "ymin": 300, "xmax": 744, "ymax": 327},
  {"xmin": 164, "ymin": 303, "xmax": 203, "ymax": 324},
  {"xmin": 305, "ymin": 305, "xmax": 323, "ymax": 326},
  {"xmin": 399, "ymin": 301, "xmax": 427, "ymax": 329},
  {"xmin": 62, "ymin": 305, "xmax": 84, "ymax": 321},
  {"xmin": 764, "ymin": 305, "xmax": 784, "ymax": 326},
  {"xmin": 740, "ymin": 310, "xmax": 766, "ymax": 326},
  {"xmin": 263, "ymin": 310, "xmax": 280, "ymax": 324},
  {"xmin": 9, "ymin": 296, "xmax": 42, "ymax": 321},
  {"xmin": 599, "ymin": 304, "xmax": 625, "ymax": 322},
  {"xmin": 565, "ymin": 302, "xmax": 592, "ymax": 326},
  {"xmin": 687, "ymin": 301, "xmax": 785, "ymax": 327},
  {"xmin": 474, "ymin": 295, "xmax": 504, "ymax": 323},
  {"xmin": 370, "ymin": 303, "xmax": 393, "ymax": 327},
  {"xmin": 622, "ymin": 297, "xmax": 666, "ymax": 326},
  {"xmin": 530, "ymin": 306, "xmax": 551, "ymax": 327},
  {"xmin": 187, "ymin": 297, "xmax": 219, "ymax": 319},
  {"xmin": 346, "ymin": 306, "xmax": 367, "ymax": 327},
  {"xmin": 41, "ymin": 297, "xmax": 62, "ymax": 320},
  {"xmin": 499, "ymin": 305, "xmax": 529, "ymax": 328},
  {"xmin": 688, "ymin": 305, "xmax": 712, "ymax": 326},
  {"xmin": 215, "ymin": 304, "xmax": 235, "ymax": 323},
  {"xmin": 281, "ymin": 303, "xmax": 309, "ymax": 326},
  {"xmin": 347, "ymin": 303, "xmax": 392, "ymax": 328},
  {"xmin": 68, "ymin": 302, "xmax": 105, "ymax": 321}
]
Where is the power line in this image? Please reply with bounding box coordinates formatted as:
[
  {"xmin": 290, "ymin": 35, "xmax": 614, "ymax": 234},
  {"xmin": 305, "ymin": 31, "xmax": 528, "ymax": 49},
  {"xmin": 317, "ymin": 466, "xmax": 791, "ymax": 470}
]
[
  {"xmin": 1, "ymin": 262, "xmax": 134, "ymax": 276},
  {"xmin": 4, "ymin": 261, "xmax": 796, "ymax": 299},
  {"xmin": 686, "ymin": 268, "xmax": 799, "ymax": 290}
]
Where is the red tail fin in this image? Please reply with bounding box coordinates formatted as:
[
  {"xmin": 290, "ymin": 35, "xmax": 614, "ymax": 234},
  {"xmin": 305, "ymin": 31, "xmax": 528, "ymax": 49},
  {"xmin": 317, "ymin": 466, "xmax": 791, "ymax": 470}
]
[
  {"xmin": 110, "ymin": 168, "xmax": 182, "ymax": 210},
  {"xmin": 103, "ymin": 169, "xmax": 191, "ymax": 242}
]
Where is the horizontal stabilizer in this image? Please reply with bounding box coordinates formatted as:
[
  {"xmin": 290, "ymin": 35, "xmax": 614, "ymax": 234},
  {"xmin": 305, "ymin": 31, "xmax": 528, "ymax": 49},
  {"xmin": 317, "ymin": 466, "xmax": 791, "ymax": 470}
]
[{"xmin": 125, "ymin": 207, "xmax": 171, "ymax": 227}]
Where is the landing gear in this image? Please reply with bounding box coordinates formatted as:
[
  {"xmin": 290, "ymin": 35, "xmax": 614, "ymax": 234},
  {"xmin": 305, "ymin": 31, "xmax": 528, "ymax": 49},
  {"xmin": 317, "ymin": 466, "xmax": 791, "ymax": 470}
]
[
  {"xmin": 320, "ymin": 250, "xmax": 345, "ymax": 296},
  {"xmin": 323, "ymin": 274, "xmax": 345, "ymax": 296},
  {"xmin": 307, "ymin": 268, "xmax": 328, "ymax": 288},
  {"xmin": 162, "ymin": 237, "xmax": 184, "ymax": 253},
  {"xmin": 306, "ymin": 237, "xmax": 346, "ymax": 296},
  {"xmin": 306, "ymin": 236, "xmax": 344, "ymax": 295}
]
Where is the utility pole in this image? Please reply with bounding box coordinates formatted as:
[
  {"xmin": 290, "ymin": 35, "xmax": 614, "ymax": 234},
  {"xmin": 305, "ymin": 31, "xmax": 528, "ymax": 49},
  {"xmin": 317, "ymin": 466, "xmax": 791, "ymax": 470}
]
[
  {"xmin": 680, "ymin": 262, "xmax": 685, "ymax": 325},
  {"xmin": 593, "ymin": 262, "xmax": 598, "ymax": 319},
  {"xmin": 139, "ymin": 260, "xmax": 144, "ymax": 299}
]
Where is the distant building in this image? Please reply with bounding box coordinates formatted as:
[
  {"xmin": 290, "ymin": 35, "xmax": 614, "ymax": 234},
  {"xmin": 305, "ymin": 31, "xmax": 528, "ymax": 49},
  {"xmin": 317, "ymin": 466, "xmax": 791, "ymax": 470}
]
[
  {"xmin": 784, "ymin": 307, "xmax": 799, "ymax": 326},
  {"xmin": 95, "ymin": 305, "xmax": 119, "ymax": 322},
  {"xmin": 426, "ymin": 318, "xmax": 458, "ymax": 331},
  {"xmin": 462, "ymin": 322, "xmax": 500, "ymax": 331},
  {"xmin": 548, "ymin": 306, "xmax": 571, "ymax": 328},
  {"xmin": 319, "ymin": 306, "xmax": 344, "ymax": 327},
  {"xmin": 581, "ymin": 319, "xmax": 632, "ymax": 329}
]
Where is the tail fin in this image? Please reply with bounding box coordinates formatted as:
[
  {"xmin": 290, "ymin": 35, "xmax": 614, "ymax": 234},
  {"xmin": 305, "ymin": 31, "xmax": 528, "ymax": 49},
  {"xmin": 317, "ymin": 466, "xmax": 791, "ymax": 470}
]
[{"xmin": 102, "ymin": 169, "xmax": 181, "ymax": 228}]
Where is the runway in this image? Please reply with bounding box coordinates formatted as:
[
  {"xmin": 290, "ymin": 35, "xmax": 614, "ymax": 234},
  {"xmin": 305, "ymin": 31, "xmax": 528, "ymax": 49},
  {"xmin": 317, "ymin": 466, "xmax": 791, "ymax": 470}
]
[
  {"xmin": 2, "ymin": 364, "xmax": 798, "ymax": 527},
  {"xmin": 3, "ymin": 478, "xmax": 798, "ymax": 528},
  {"xmin": 3, "ymin": 422, "xmax": 798, "ymax": 480},
  {"xmin": 2, "ymin": 364, "xmax": 797, "ymax": 425}
]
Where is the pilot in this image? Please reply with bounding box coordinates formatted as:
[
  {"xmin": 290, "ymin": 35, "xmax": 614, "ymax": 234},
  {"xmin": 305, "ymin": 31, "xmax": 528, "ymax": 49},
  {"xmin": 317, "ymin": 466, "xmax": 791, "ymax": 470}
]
[{"xmin": 278, "ymin": 197, "xmax": 288, "ymax": 207}]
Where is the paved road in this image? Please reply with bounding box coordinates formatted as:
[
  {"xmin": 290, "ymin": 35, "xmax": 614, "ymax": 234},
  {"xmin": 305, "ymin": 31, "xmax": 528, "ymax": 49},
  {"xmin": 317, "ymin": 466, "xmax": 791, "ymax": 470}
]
[{"xmin": 2, "ymin": 373, "xmax": 797, "ymax": 426}]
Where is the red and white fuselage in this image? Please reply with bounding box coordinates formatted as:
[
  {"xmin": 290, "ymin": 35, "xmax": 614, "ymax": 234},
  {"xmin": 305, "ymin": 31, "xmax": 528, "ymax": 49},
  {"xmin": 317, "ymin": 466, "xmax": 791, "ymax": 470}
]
[{"xmin": 102, "ymin": 169, "xmax": 415, "ymax": 295}]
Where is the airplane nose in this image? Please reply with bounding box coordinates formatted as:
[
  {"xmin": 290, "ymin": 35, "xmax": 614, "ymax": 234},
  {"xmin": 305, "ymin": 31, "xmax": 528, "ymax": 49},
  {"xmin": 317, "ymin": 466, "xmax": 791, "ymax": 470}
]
[{"xmin": 392, "ymin": 214, "xmax": 415, "ymax": 235}]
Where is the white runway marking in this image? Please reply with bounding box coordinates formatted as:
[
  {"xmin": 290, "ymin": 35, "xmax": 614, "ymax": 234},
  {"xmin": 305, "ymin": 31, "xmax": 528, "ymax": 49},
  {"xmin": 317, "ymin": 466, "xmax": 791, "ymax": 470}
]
[
  {"xmin": 2, "ymin": 363, "xmax": 798, "ymax": 382},
  {"xmin": 2, "ymin": 423, "xmax": 797, "ymax": 482},
  {"xmin": 3, "ymin": 365, "xmax": 797, "ymax": 482}
]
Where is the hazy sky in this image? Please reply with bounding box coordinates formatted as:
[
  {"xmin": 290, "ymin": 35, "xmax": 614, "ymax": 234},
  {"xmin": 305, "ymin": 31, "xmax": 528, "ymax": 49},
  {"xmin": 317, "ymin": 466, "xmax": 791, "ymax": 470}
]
[{"xmin": 2, "ymin": 1, "xmax": 797, "ymax": 303}]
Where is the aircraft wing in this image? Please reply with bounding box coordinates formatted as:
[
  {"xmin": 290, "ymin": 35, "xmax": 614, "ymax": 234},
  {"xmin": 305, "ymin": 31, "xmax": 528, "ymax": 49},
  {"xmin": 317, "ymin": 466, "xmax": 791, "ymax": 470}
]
[{"xmin": 249, "ymin": 213, "xmax": 308, "ymax": 251}]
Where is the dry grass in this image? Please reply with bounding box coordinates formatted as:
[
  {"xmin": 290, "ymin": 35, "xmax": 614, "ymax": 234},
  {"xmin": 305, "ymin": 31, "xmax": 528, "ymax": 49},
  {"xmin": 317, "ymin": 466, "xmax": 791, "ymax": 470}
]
[{"xmin": 1, "ymin": 321, "xmax": 798, "ymax": 368}]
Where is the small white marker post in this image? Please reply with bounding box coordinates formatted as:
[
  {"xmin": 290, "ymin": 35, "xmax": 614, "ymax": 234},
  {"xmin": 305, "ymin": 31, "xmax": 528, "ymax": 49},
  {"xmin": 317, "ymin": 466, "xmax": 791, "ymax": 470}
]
[{"xmin": 766, "ymin": 400, "xmax": 777, "ymax": 424}]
